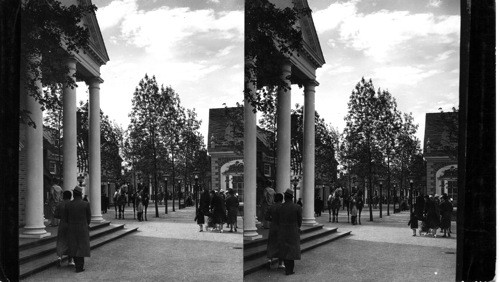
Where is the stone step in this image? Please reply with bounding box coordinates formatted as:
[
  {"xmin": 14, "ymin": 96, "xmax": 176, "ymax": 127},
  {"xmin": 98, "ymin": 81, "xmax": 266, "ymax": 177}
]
[
  {"xmin": 243, "ymin": 229, "xmax": 351, "ymax": 276},
  {"xmin": 244, "ymin": 224, "xmax": 325, "ymax": 249},
  {"xmin": 20, "ymin": 227, "xmax": 138, "ymax": 280},
  {"xmin": 244, "ymin": 227, "xmax": 338, "ymax": 262},
  {"xmin": 19, "ymin": 221, "xmax": 111, "ymax": 251},
  {"xmin": 20, "ymin": 224, "xmax": 126, "ymax": 264}
]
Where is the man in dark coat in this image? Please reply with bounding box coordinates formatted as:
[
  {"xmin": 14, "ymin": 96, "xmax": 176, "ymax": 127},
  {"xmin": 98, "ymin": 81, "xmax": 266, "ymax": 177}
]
[
  {"xmin": 277, "ymin": 188, "xmax": 302, "ymax": 275},
  {"xmin": 65, "ymin": 186, "xmax": 91, "ymax": 273},
  {"xmin": 55, "ymin": 190, "xmax": 73, "ymax": 266},
  {"xmin": 265, "ymin": 193, "xmax": 284, "ymax": 269}
]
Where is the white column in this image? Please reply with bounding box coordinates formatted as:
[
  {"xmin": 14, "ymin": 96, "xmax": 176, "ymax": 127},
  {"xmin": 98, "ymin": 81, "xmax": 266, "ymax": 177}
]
[
  {"xmin": 63, "ymin": 58, "xmax": 78, "ymax": 190},
  {"xmin": 302, "ymin": 81, "xmax": 318, "ymax": 226},
  {"xmin": 243, "ymin": 59, "xmax": 261, "ymax": 239},
  {"xmin": 88, "ymin": 77, "xmax": 104, "ymax": 223},
  {"xmin": 276, "ymin": 61, "xmax": 292, "ymax": 194},
  {"xmin": 21, "ymin": 61, "xmax": 50, "ymax": 238}
]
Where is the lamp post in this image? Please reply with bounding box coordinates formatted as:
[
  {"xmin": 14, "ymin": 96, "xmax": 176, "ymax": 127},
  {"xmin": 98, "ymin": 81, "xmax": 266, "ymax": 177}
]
[
  {"xmin": 379, "ymin": 181, "xmax": 383, "ymax": 218},
  {"xmin": 163, "ymin": 174, "xmax": 169, "ymax": 214},
  {"xmin": 393, "ymin": 184, "xmax": 396, "ymax": 213},
  {"xmin": 292, "ymin": 176, "xmax": 299, "ymax": 203},
  {"xmin": 178, "ymin": 180, "xmax": 182, "ymax": 209},
  {"xmin": 193, "ymin": 172, "xmax": 199, "ymax": 210},
  {"xmin": 409, "ymin": 179, "xmax": 414, "ymax": 216},
  {"xmin": 393, "ymin": 184, "xmax": 397, "ymax": 213},
  {"xmin": 352, "ymin": 176, "xmax": 357, "ymax": 195}
]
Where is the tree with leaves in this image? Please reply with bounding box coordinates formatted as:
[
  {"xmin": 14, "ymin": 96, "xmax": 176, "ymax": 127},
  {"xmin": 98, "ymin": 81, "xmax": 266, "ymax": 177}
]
[
  {"xmin": 342, "ymin": 78, "xmax": 389, "ymax": 221},
  {"xmin": 244, "ymin": 0, "xmax": 307, "ymax": 112},
  {"xmin": 21, "ymin": 0, "xmax": 96, "ymax": 125},
  {"xmin": 127, "ymin": 74, "xmax": 184, "ymax": 217},
  {"xmin": 374, "ymin": 89, "xmax": 401, "ymax": 216}
]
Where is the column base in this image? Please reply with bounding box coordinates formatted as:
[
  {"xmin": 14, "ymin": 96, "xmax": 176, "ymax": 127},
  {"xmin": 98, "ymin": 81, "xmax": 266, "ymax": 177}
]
[
  {"xmin": 90, "ymin": 215, "xmax": 105, "ymax": 223},
  {"xmin": 20, "ymin": 227, "xmax": 51, "ymax": 239},
  {"xmin": 244, "ymin": 229, "xmax": 262, "ymax": 240},
  {"xmin": 302, "ymin": 217, "xmax": 318, "ymax": 226}
]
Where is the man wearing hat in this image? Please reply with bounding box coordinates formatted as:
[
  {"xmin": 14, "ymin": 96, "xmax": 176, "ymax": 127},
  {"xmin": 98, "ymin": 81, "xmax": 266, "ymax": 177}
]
[
  {"xmin": 65, "ymin": 185, "xmax": 91, "ymax": 273},
  {"xmin": 277, "ymin": 188, "xmax": 302, "ymax": 275}
]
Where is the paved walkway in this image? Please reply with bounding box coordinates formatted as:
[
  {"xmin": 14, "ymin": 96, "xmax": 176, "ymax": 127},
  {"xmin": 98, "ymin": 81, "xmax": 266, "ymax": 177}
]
[
  {"xmin": 23, "ymin": 205, "xmax": 243, "ymax": 281},
  {"xmin": 245, "ymin": 207, "xmax": 456, "ymax": 281}
]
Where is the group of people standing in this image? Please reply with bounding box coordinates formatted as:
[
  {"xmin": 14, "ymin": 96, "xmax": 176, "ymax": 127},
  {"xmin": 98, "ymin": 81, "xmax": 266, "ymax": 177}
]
[
  {"xmin": 264, "ymin": 188, "xmax": 302, "ymax": 276},
  {"xmin": 196, "ymin": 188, "xmax": 239, "ymax": 233},
  {"xmin": 53, "ymin": 185, "xmax": 92, "ymax": 273},
  {"xmin": 409, "ymin": 192, "xmax": 453, "ymax": 237}
]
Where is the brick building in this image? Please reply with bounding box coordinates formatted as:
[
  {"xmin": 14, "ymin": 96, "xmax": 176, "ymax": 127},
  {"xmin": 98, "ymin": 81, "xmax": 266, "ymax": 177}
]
[
  {"xmin": 423, "ymin": 112, "xmax": 458, "ymax": 204},
  {"xmin": 207, "ymin": 107, "xmax": 275, "ymax": 203}
]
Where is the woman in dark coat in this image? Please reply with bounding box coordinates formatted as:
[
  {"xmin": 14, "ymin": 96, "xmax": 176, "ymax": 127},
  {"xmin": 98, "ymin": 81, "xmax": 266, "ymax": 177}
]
[
  {"xmin": 199, "ymin": 188, "xmax": 211, "ymax": 230},
  {"xmin": 425, "ymin": 195, "xmax": 440, "ymax": 237},
  {"xmin": 277, "ymin": 189, "xmax": 302, "ymax": 275},
  {"xmin": 66, "ymin": 186, "xmax": 91, "ymax": 273},
  {"xmin": 225, "ymin": 189, "xmax": 239, "ymax": 232},
  {"xmin": 439, "ymin": 193, "xmax": 453, "ymax": 237},
  {"xmin": 265, "ymin": 193, "xmax": 283, "ymax": 270},
  {"xmin": 210, "ymin": 190, "xmax": 225, "ymax": 232},
  {"xmin": 55, "ymin": 190, "xmax": 73, "ymax": 266}
]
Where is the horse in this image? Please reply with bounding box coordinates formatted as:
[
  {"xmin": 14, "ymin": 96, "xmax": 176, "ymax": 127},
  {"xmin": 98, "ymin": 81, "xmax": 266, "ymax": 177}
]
[{"xmin": 328, "ymin": 189, "xmax": 342, "ymax": 223}]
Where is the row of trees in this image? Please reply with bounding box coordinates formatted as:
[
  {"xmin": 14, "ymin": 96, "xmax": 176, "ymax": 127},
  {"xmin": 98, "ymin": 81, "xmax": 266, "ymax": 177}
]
[
  {"xmin": 340, "ymin": 78, "xmax": 424, "ymax": 221},
  {"xmin": 124, "ymin": 74, "xmax": 209, "ymax": 218},
  {"xmin": 43, "ymin": 90, "xmax": 124, "ymax": 185}
]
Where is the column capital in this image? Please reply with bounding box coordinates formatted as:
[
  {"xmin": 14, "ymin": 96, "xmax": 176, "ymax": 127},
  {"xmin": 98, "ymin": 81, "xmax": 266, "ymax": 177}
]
[
  {"xmin": 87, "ymin": 77, "xmax": 104, "ymax": 88},
  {"xmin": 304, "ymin": 80, "xmax": 320, "ymax": 87}
]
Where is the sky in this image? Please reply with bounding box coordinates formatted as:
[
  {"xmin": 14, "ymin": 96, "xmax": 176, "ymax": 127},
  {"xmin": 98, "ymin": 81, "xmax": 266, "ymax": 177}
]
[{"xmin": 84, "ymin": 0, "xmax": 460, "ymax": 149}]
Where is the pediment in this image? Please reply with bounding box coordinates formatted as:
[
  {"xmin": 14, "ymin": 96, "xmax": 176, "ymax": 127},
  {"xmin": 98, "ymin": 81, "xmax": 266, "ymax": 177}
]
[
  {"xmin": 294, "ymin": 0, "xmax": 325, "ymax": 68},
  {"xmin": 82, "ymin": 0, "xmax": 109, "ymax": 65}
]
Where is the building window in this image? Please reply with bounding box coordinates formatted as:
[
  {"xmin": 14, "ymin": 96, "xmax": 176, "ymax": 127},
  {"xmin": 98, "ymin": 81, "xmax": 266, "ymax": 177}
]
[
  {"xmin": 264, "ymin": 164, "xmax": 271, "ymax": 177},
  {"xmin": 49, "ymin": 161, "xmax": 57, "ymax": 174}
]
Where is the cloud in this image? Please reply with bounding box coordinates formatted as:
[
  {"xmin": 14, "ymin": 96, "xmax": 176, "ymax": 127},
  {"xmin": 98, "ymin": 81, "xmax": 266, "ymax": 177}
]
[
  {"xmin": 313, "ymin": 1, "xmax": 358, "ymax": 34},
  {"xmin": 117, "ymin": 7, "xmax": 243, "ymax": 59},
  {"xmin": 436, "ymin": 50, "xmax": 455, "ymax": 61},
  {"xmin": 96, "ymin": 0, "xmax": 138, "ymax": 30},
  {"xmin": 427, "ymin": 0, "xmax": 442, "ymax": 8},
  {"xmin": 313, "ymin": 3, "xmax": 460, "ymax": 62},
  {"xmin": 327, "ymin": 39, "xmax": 336, "ymax": 48},
  {"xmin": 373, "ymin": 66, "xmax": 441, "ymax": 86}
]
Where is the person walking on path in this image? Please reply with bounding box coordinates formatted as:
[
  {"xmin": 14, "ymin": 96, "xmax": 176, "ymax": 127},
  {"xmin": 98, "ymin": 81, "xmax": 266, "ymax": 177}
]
[
  {"xmin": 65, "ymin": 186, "xmax": 91, "ymax": 273},
  {"xmin": 113, "ymin": 187, "xmax": 120, "ymax": 219},
  {"xmin": 49, "ymin": 180, "xmax": 63, "ymax": 227},
  {"xmin": 261, "ymin": 185, "xmax": 276, "ymax": 229},
  {"xmin": 277, "ymin": 188, "xmax": 302, "ymax": 276},
  {"xmin": 225, "ymin": 189, "xmax": 239, "ymax": 232},
  {"xmin": 200, "ymin": 188, "xmax": 211, "ymax": 231},
  {"xmin": 350, "ymin": 195, "xmax": 358, "ymax": 225},
  {"xmin": 136, "ymin": 190, "xmax": 144, "ymax": 221},
  {"xmin": 314, "ymin": 196, "xmax": 323, "ymax": 217},
  {"xmin": 415, "ymin": 191, "xmax": 425, "ymax": 220},
  {"xmin": 439, "ymin": 193, "xmax": 453, "ymax": 237},
  {"xmin": 425, "ymin": 195, "xmax": 440, "ymax": 237},
  {"xmin": 210, "ymin": 190, "xmax": 225, "ymax": 232},
  {"xmin": 142, "ymin": 190, "xmax": 150, "ymax": 221},
  {"xmin": 408, "ymin": 212, "xmax": 418, "ymax": 236},
  {"xmin": 194, "ymin": 207, "xmax": 205, "ymax": 232},
  {"xmin": 55, "ymin": 190, "xmax": 74, "ymax": 267},
  {"xmin": 117, "ymin": 190, "xmax": 127, "ymax": 219},
  {"xmin": 265, "ymin": 193, "xmax": 284, "ymax": 270}
]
